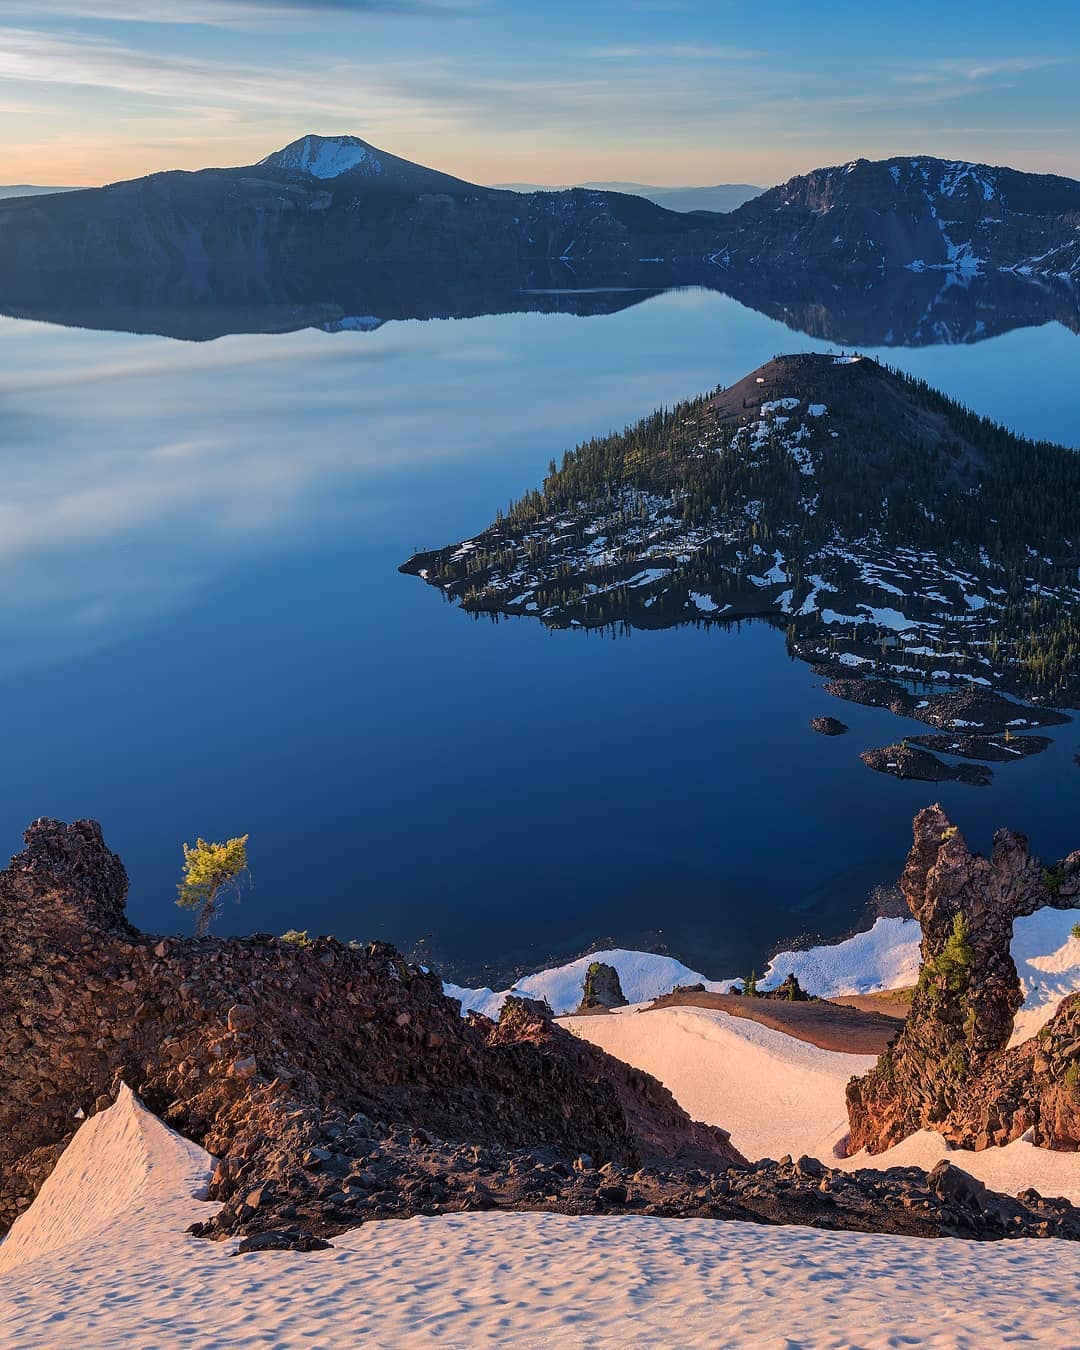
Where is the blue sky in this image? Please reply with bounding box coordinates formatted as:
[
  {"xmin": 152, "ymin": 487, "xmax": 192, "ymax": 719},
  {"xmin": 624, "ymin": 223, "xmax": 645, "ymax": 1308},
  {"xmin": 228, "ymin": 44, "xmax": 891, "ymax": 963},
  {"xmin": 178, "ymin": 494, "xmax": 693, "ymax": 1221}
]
[{"xmin": 1, "ymin": 0, "xmax": 1076, "ymax": 187}]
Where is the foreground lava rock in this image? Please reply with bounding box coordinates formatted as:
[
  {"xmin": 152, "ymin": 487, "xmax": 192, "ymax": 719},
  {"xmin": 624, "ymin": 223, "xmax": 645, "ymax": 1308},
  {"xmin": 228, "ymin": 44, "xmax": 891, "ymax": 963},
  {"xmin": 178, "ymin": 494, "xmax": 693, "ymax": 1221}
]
[
  {"xmin": 4, "ymin": 817, "xmax": 1080, "ymax": 1243},
  {"xmin": 0, "ymin": 819, "xmax": 739, "ymax": 1234},
  {"xmin": 847, "ymin": 804, "xmax": 1080, "ymax": 1153}
]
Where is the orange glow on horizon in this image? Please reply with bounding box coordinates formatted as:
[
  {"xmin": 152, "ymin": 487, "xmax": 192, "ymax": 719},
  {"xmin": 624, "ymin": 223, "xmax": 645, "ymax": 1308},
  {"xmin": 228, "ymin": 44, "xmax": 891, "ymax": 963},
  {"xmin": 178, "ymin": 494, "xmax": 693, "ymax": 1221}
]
[{"xmin": 4, "ymin": 133, "xmax": 1080, "ymax": 192}]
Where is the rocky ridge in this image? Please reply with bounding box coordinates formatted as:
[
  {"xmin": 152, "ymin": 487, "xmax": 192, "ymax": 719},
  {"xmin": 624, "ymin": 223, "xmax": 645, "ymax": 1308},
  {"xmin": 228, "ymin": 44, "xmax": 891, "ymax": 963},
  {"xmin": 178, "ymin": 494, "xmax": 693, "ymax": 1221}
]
[
  {"xmin": 718, "ymin": 155, "xmax": 1080, "ymax": 277},
  {"xmin": 0, "ymin": 819, "xmax": 740, "ymax": 1237}
]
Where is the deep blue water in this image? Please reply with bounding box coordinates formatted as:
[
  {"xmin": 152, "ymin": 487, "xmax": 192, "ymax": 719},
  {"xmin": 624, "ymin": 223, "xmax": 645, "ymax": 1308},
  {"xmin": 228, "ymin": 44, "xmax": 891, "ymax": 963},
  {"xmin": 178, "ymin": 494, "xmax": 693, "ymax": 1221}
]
[{"xmin": 2, "ymin": 290, "xmax": 1078, "ymax": 983}]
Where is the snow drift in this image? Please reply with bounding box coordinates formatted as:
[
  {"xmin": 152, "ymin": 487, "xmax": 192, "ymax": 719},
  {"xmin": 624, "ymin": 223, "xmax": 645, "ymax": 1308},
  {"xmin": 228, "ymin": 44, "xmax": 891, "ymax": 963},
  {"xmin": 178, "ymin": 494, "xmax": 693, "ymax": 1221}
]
[{"xmin": 4, "ymin": 1086, "xmax": 1080, "ymax": 1349}]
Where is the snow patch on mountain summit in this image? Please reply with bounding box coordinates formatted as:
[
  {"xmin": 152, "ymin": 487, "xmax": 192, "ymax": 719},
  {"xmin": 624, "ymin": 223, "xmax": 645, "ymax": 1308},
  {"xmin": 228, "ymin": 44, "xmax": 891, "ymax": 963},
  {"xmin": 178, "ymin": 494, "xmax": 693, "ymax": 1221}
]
[{"xmin": 261, "ymin": 135, "xmax": 383, "ymax": 180}]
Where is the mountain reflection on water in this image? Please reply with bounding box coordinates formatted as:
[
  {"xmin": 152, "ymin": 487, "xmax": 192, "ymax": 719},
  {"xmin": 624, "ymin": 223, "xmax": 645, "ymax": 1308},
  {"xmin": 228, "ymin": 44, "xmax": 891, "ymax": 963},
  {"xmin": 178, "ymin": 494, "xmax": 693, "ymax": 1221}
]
[{"xmin": 0, "ymin": 257, "xmax": 1076, "ymax": 348}]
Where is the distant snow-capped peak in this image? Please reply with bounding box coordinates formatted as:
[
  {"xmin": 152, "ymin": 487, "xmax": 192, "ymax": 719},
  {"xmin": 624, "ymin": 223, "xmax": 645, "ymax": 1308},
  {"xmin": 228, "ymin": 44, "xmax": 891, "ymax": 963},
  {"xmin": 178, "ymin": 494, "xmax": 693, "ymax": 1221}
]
[{"xmin": 260, "ymin": 135, "xmax": 384, "ymax": 181}]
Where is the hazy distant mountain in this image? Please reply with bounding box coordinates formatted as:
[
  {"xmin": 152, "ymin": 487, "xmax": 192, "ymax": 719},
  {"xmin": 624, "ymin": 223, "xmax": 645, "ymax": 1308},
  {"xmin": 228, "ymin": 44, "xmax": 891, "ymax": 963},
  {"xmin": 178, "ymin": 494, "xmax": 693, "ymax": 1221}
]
[
  {"xmin": 0, "ymin": 185, "xmax": 81, "ymax": 200},
  {"xmin": 496, "ymin": 181, "xmax": 763, "ymax": 214}
]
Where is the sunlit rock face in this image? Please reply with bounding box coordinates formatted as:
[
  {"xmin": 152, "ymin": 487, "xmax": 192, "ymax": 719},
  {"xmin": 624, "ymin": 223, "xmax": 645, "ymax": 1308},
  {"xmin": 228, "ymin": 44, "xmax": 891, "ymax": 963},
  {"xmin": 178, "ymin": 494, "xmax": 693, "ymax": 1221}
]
[{"xmin": 847, "ymin": 805, "xmax": 1080, "ymax": 1154}]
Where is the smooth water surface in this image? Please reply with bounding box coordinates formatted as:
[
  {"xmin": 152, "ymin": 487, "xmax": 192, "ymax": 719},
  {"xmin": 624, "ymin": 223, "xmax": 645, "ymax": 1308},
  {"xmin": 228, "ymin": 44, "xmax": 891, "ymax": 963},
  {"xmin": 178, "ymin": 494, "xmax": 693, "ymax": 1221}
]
[{"xmin": 2, "ymin": 290, "xmax": 1078, "ymax": 982}]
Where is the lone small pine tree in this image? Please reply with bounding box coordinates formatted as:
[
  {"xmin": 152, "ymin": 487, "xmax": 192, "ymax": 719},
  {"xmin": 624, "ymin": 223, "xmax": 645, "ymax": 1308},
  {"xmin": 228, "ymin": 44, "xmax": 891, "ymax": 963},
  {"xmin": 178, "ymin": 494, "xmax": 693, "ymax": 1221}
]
[{"xmin": 177, "ymin": 835, "xmax": 249, "ymax": 936}]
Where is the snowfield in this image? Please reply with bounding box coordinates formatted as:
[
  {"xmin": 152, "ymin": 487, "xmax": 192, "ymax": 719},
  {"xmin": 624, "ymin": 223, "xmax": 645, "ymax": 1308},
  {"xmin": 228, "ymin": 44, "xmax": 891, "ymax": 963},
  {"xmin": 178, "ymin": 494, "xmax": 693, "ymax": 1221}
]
[
  {"xmin": 563, "ymin": 1005, "xmax": 1080, "ymax": 1203},
  {"xmin": 562, "ymin": 1005, "xmax": 876, "ymax": 1163},
  {"xmin": 445, "ymin": 946, "xmax": 733, "ymax": 1019},
  {"xmin": 4, "ymin": 1085, "xmax": 1080, "ymax": 1349}
]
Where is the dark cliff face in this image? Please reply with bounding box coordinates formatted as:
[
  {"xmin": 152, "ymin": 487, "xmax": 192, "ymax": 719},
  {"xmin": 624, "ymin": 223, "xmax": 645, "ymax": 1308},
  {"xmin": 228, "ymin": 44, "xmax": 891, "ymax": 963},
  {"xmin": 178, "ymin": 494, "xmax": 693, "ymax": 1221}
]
[
  {"xmin": 846, "ymin": 805, "xmax": 1080, "ymax": 1154},
  {"xmin": 1, "ymin": 146, "xmax": 1077, "ymax": 302},
  {"xmin": 718, "ymin": 155, "xmax": 1080, "ymax": 274}
]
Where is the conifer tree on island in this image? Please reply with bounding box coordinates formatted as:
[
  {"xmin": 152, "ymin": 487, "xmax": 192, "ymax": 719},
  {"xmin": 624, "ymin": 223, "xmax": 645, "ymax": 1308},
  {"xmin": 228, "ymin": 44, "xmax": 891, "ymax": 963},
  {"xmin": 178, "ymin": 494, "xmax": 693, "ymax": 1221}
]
[{"xmin": 176, "ymin": 835, "xmax": 250, "ymax": 935}]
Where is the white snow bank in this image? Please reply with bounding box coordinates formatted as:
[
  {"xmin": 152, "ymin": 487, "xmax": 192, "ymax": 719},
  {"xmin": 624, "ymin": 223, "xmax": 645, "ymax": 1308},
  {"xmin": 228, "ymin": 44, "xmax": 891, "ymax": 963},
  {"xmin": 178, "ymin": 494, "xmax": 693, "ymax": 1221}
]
[
  {"xmin": 0, "ymin": 1083, "xmax": 213, "ymax": 1273},
  {"xmin": 5, "ymin": 1092, "xmax": 1080, "ymax": 1349},
  {"xmin": 448, "ymin": 918, "xmax": 924, "ymax": 1018},
  {"xmin": 565, "ymin": 1005, "xmax": 1080, "ymax": 1202},
  {"xmin": 445, "ymin": 947, "xmax": 730, "ymax": 1019},
  {"xmin": 761, "ymin": 916, "xmax": 922, "ymax": 997},
  {"xmin": 564, "ymin": 1005, "xmax": 873, "ymax": 1162},
  {"xmin": 844, "ymin": 1129, "xmax": 1080, "ymax": 1205},
  {"xmin": 1010, "ymin": 908, "xmax": 1080, "ymax": 1045},
  {"xmin": 450, "ymin": 906, "xmax": 1080, "ymax": 1044}
]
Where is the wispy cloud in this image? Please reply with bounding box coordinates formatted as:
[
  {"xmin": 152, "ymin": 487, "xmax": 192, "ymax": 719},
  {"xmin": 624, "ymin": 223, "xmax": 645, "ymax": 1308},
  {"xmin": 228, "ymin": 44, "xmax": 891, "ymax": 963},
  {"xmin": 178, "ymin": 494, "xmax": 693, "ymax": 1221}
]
[
  {"xmin": 590, "ymin": 44, "xmax": 763, "ymax": 61},
  {"xmin": 0, "ymin": 27, "xmax": 458, "ymax": 129},
  {"xmin": 891, "ymin": 55, "xmax": 1070, "ymax": 95},
  {"xmin": 2, "ymin": 0, "xmax": 479, "ymax": 25}
]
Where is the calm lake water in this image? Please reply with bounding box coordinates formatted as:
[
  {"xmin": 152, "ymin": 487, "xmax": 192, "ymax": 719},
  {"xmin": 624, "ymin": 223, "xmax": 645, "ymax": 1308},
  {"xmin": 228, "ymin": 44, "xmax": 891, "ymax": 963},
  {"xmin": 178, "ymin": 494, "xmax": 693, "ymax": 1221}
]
[{"xmin": 2, "ymin": 289, "xmax": 1078, "ymax": 983}]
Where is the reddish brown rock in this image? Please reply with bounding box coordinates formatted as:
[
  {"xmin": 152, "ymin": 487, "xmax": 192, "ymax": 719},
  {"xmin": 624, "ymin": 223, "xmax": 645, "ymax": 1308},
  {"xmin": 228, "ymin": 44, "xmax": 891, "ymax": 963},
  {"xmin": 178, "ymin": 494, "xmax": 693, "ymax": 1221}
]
[
  {"xmin": 6, "ymin": 817, "xmax": 1080, "ymax": 1245},
  {"xmin": 0, "ymin": 818, "xmax": 743, "ymax": 1234},
  {"xmin": 847, "ymin": 804, "xmax": 1080, "ymax": 1154}
]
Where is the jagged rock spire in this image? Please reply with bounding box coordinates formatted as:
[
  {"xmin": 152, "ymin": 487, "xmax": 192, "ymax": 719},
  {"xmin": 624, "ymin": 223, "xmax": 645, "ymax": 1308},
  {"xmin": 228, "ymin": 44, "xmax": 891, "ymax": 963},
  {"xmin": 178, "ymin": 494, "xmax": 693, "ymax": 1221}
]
[
  {"xmin": 3, "ymin": 818, "xmax": 130, "ymax": 937},
  {"xmin": 847, "ymin": 804, "xmax": 1080, "ymax": 1153}
]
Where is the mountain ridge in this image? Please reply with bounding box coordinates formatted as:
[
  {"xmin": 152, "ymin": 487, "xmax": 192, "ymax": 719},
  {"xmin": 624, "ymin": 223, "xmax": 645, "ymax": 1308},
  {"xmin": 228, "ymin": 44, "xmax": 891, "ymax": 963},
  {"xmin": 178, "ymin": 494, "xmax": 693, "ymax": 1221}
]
[
  {"xmin": 0, "ymin": 137, "xmax": 1077, "ymax": 286},
  {"xmin": 720, "ymin": 154, "xmax": 1080, "ymax": 274},
  {"xmin": 495, "ymin": 179, "xmax": 764, "ymax": 214}
]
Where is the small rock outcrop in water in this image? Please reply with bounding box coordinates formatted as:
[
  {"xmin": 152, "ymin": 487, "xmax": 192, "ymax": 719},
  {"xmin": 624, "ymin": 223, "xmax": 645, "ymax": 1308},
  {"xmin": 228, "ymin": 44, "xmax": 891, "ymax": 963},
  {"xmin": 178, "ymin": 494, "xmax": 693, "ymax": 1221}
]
[
  {"xmin": 811, "ymin": 716, "xmax": 848, "ymax": 737},
  {"xmin": 5, "ymin": 818, "xmax": 1080, "ymax": 1244},
  {"xmin": 847, "ymin": 804, "xmax": 1080, "ymax": 1154},
  {"xmin": 859, "ymin": 744, "xmax": 992, "ymax": 786},
  {"xmin": 578, "ymin": 961, "xmax": 629, "ymax": 1011}
]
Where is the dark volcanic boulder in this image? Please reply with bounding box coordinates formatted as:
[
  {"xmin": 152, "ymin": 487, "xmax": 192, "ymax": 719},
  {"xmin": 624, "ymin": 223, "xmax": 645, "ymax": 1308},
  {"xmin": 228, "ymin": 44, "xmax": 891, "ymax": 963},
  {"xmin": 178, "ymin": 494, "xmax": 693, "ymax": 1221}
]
[
  {"xmin": 811, "ymin": 716, "xmax": 848, "ymax": 736},
  {"xmin": 763, "ymin": 973, "xmax": 810, "ymax": 1002},
  {"xmin": 578, "ymin": 960, "xmax": 629, "ymax": 1011}
]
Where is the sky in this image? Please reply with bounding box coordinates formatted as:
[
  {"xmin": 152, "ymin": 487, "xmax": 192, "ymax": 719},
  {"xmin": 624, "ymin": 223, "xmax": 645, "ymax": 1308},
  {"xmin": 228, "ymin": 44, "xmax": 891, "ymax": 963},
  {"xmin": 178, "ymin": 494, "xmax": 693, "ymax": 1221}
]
[{"xmin": 0, "ymin": 0, "xmax": 1077, "ymax": 189}]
